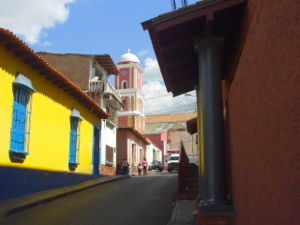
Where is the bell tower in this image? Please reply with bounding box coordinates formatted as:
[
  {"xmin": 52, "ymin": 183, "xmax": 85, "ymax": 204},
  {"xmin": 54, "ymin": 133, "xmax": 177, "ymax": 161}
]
[{"xmin": 115, "ymin": 50, "xmax": 145, "ymax": 132}]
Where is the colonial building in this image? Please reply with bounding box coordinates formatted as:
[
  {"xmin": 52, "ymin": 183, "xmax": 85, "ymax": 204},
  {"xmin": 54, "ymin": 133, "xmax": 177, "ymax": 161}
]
[
  {"xmin": 142, "ymin": 0, "xmax": 299, "ymax": 225},
  {"xmin": 0, "ymin": 29, "xmax": 108, "ymax": 200},
  {"xmin": 143, "ymin": 113, "xmax": 198, "ymax": 166},
  {"xmin": 38, "ymin": 52, "xmax": 121, "ymax": 176},
  {"xmin": 115, "ymin": 50, "xmax": 145, "ymax": 132},
  {"xmin": 114, "ymin": 51, "xmax": 164, "ymax": 171},
  {"xmin": 116, "ymin": 127, "xmax": 149, "ymax": 174}
]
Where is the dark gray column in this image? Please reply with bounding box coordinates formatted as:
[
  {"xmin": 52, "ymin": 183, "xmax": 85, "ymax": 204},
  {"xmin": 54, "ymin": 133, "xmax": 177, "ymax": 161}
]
[{"xmin": 195, "ymin": 37, "xmax": 226, "ymax": 206}]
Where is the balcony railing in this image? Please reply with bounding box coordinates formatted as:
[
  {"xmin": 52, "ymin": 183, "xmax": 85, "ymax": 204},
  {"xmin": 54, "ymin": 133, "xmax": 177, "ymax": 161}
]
[
  {"xmin": 105, "ymin": 82, "xmax": 121, "ymax": 102},
  {"xmin": 89, "ymin": 80, "xmax": 104, "ymax": 92},
  {"xmin": 88, "ymin": 79, "xmax": 121, "ymax": 104}
]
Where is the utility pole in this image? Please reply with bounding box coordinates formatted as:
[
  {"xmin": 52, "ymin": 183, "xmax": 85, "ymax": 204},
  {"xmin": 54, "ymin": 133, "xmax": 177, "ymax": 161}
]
[{"xmin": 171, "ymin": 0, "xmax": 188, "ymax": 10}]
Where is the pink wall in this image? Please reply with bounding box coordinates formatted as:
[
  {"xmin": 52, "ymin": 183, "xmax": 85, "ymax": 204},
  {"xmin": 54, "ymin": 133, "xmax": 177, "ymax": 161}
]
[
  {"xmin": 121, "ymin": 96, "xmax": 129, "ymax": 111},
  {"xmin": 117, "ymin": 129, "xmax": 148, "ymax": 174},
  {"xmin": 143, "ymin": 133, "xmax": 164, "ymax": 151},
  {"xmin": 115, "ymin": 68, "xmax": 130, "ymax": 89},
  {"xmin": 137, "ymin": 69, "xmax": 142, "ymax": 90},
  {"xmin": 118, "ymin": 116, "xmax": 128, "ymax": 127}
]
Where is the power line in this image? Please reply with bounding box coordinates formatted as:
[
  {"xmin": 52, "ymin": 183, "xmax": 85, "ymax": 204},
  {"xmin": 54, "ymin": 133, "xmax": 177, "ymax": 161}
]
[
  {"xmin": 171, "ymin": 0, "xmax": 188, "ymax": 10},
  {"xmin": 144, "ymin": 93, "xmax": 172, "ymax": 100},
  {"xmin": 148, "ymin": 102, "xmax": 196, "ymax": 114},
  {"xmin": 146, "ymin": 102, "xmax": 197, "ymax": 115}
]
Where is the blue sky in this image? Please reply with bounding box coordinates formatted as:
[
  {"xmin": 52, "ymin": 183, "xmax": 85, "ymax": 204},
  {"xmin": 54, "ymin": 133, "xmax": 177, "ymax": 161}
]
[
  {"xmin": 0, "ymin": 0, "xmax": 198, "ymax": 114},
  {"xmin": 32, "ymin": 0, "xmax": 199, "ymax": 63}
]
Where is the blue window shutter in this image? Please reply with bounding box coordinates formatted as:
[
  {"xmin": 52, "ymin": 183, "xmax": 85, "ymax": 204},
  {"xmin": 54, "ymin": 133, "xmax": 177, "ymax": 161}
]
[
  {"xmin": 10, "ymin": 87, "xmax": 30, "ymax": 153},
  {"xmin": 69, "ymin": 118, "xmax": 79, "ymax": 164}
]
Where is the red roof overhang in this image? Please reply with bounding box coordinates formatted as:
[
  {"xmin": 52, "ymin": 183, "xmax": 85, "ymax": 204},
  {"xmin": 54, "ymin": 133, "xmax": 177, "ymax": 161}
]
[
  {"xmin": 95, "ymin": 55, "xmax": 120, "ymax": 76},
  {"xmin": 142, "ymin": 0, "xmax": 247, "ymax": 96},
  {"xmin": 0, "ymin": 28, "xmax": 108, "ymax": 119},
  {"xmin": 119, "ymin": 127, "xmax": 150, "ymax": 145}
]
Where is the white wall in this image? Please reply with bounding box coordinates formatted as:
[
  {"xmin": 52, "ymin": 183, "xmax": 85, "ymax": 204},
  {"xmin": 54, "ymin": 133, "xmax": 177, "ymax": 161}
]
[
  {"xmin": 146, "ymin": 144, "xmax": 153, "ymax": 165},
  {"xmin": 100, "ymin": 120, "xmax": 117, "ymax": 167},
  {"xmin": 146, "ymin": 143, "xmax": 163, "ymax": 165}
]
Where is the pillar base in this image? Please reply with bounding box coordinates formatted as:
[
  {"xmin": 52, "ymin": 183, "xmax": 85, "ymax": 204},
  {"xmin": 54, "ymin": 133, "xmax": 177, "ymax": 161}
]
[{"xmin": 196, "ymin": 204, "xmax": 234, "ymax": 225}]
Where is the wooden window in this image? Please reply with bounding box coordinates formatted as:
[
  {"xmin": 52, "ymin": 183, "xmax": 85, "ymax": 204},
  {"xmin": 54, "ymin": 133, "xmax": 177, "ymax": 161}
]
[{"xmin": 106, "ymin": 145, "xmax": 114, "ymax": 165}]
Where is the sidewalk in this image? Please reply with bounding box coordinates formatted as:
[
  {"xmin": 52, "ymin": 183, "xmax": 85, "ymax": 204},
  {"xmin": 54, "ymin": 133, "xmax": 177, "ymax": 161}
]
[
  {"xmin": 167, "ymin": 199, "xmax": 197, "ymax": 225},
  {"xmin": 136, "ymin": 169, "xmax": 197, "ymax": 225},
  {"xmin": 0, "ymin": 175, "xmax": 129, "ymax": 218}
]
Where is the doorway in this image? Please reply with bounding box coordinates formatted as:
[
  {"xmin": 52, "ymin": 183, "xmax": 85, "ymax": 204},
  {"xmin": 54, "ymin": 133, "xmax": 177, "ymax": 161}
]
[{"xmin": 93, "ymin": 126, "xmax": 101, "ymax": 176}]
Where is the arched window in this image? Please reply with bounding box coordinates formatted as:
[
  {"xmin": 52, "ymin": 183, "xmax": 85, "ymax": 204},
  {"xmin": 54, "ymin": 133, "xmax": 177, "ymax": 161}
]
[{"xmin": 122, "ymin": 80, "xmax": 127, "ymax": 89}]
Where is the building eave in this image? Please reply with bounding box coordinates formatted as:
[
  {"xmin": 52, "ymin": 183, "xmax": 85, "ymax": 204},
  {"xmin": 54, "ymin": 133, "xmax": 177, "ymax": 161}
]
[
  {"xmin": 118, "ymin": 127, "xmax": 150, "ymax": 145},
  {"xmin": 0, "ymin": 28, "xmax": 108, "ymax": 119},
  {"xmin": 141, "ymin": 0, "xmax": 247, "ymax": 96},
  {"xmin": 95, "ymin": 55, "xmax": 120, "ymax": 76}
]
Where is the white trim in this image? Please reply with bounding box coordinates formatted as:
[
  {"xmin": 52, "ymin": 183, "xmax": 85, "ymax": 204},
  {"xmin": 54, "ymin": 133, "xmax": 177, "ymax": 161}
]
[
  {"xmin": 116, "ymin": 88, "xmax": 139, "ymax": 94},
  {"xmin": 117, "ymin": 63, "xmax": 143, "ymax": 72},
  {"xmin": 116, "ymin": 88, "xmax": 143, "ymax": 98},
  {"xmin": 117, "ymin": 110, "xmax": 145, "ymax": 118},
  {"xmin": 118, "ymin": 92, "xmax": 135, "ymax": 98},
  {"xmin": 89, "ymin": 59, "xmax": 94, "ymax": 80}
]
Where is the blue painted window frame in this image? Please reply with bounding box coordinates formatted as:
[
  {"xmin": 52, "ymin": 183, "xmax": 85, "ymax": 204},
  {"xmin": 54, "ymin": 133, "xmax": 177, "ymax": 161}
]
[
  {"xmin": 69, "ymin": 114, "xmax": 81, "ymax": 169},
  {"xmin": 10, "ymin": 85, "xmax": 33, "ymax": 160}
]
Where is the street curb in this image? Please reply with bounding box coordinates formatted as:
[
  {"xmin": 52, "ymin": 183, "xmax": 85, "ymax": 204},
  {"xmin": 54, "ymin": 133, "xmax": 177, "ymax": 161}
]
[
  {"xmin": 0, "ymin": 175, "xmax": 129, "ymax": 218},
  {"xmin": 167, "ymin": 200, "xmax": 197, "ymax": 225}
]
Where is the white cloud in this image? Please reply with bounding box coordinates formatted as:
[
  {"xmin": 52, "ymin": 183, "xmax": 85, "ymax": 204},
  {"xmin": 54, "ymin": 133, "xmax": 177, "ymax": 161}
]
[
  {"xmin": 143, "ymin": 81, "xmax": 196, "ymax": 115},
  {"xmin": 143, "ymin": 57, "xmax": 163, "ymax": 82},
  {"xmin": 0, "ymin": 0, "xmax": 75, "ymax": 44},
  {"xmin": 39, "ymin": 41, "xmax": 52, "ymax": 47},
  {"xmin": 137, "ymin": 49, "xmax": 149, "ymax": 56},
  {"xmin": 142, "ymin": 58, "xmax": 196, "ymax": 115}
]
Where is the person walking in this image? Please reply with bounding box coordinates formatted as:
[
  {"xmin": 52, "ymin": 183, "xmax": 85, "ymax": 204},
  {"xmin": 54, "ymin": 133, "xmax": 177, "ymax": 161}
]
[
  {"xmin": 121, "ymin": 159, "xmax": 129, "ymax": 175},
  {"xmin": 142, "ymin": 158, "xmax": 148, "ymax": 175},
  {"xmin": 138, "ymin": 163, "xmax": 143, "ymax": 176}
]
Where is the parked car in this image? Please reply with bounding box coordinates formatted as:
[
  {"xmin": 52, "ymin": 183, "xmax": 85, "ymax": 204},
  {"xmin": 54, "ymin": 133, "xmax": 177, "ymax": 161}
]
[
  {"xmin": 167, "ymin": 154, "xmax": 180, "ymax": 172},
  {"xmin": 151, "ymin": 160, "xmax": 163, "ymax": 171}
]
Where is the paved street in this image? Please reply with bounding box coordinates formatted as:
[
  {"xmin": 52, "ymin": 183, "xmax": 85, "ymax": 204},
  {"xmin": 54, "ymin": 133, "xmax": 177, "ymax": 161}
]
[{"xmin": 0, "ymin": 172, "xmax": 177, "ymax": 225}]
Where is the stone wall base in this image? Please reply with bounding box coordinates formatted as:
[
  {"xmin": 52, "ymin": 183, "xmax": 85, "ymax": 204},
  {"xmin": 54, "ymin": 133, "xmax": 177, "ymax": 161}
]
[
  {"xmin": 196, "ymin": 212, "xmax": 233, "ymax": 225},
  {"xmin": 101, "ymin": 165, "xmax": 116, "ymax": 176}
]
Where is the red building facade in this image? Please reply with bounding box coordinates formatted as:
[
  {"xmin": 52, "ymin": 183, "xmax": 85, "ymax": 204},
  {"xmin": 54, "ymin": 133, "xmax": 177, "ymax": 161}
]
[{"xmin": 143, "ymin": 0, "xmax": 299, "ymax": 224}]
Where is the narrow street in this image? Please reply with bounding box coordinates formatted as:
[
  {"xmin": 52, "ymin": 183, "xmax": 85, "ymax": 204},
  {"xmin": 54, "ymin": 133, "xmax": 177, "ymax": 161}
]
[{"xmin": 0, "ymin": 172, "xmax": 177, "ymax": 225}]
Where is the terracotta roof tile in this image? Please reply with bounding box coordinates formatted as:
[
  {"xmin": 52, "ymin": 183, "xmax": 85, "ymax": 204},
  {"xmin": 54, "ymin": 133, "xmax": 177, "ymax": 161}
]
[
  {"xmin": 146, "ymin": 113, "xmax": 197, "ymax": 124},
  {"xmin": 118, "ymin": 127, "xmax": 150, "ymax": 145},
  {"xmin": 0, "ymin": 28, "xmax": 108, "ymax": 119}
]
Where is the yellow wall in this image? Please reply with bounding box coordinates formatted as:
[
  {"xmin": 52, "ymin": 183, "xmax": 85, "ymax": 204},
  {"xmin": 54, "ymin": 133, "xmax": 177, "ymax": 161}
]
[
  {"xmin": 0, "ymin": 45, "xmax": 101, "ymax": 175},
  {"xmin": 196, "ymin": 89, "xmax": 205, "ymax": 176}
]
